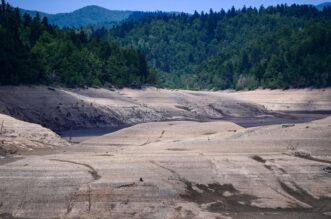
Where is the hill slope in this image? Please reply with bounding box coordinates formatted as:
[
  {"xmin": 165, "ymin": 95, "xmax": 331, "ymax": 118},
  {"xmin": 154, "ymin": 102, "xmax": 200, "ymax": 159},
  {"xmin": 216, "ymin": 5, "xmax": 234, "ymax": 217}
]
[
  {"xmin": 316, "ymin": 2, "xmax": 331, "ymax": 10},
  {"xmin": 0, "ymin": 113, "xmax": 69, "ymax": 157},
  {"xmin": 19, "ymin": 8, "xmax": 50, "ymax": 18},
  {"xmin": 1, "ymin": 2, "xmax": 157, "ymax": 87},
  {"xmin": 20, "ymin": 6, "xmax": 134, "ymax": 28},
  {"xmin": 110, "ymin": 5, "xmax": 331, "ymax": 89},
  {"xmin": 0, "ymin": 86, "xmax": 330, "ymax": 131},
  {"xmin": 49, "ymin": 6, "xmax": 133, "ymax": 28},
  {"xmin": 19, "ymin": 6, "xmax": 170, "ymax": 28}
]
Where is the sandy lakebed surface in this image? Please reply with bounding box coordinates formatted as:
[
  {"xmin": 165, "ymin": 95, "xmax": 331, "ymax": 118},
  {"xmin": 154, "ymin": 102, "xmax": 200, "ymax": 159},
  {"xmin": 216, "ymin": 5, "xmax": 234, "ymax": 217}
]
[{"xmin": 0, "ymin": 87, "xmax": 331, "ymax": 219}]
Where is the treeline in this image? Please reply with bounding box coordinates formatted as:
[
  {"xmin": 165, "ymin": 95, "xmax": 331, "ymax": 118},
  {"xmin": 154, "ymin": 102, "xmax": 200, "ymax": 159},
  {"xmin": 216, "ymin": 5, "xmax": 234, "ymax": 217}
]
[
  {"xmin": 110, "ymin": 4, "xmax": 331, "ymax": 89},
  {"xmin": 0, "ymin": 0, "xmax": 157, "ymax": 87},
  {"xmin": 2, "ymin": 0, "xmax": 331, "ymax": 90}
]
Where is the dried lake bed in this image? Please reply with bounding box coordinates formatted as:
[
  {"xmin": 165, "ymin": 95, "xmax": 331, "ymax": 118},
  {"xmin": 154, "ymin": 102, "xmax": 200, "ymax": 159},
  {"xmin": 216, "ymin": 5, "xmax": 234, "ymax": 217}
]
[{"xmin": 0, "ymin": 87, "xmax": 331, "ymax": 219}]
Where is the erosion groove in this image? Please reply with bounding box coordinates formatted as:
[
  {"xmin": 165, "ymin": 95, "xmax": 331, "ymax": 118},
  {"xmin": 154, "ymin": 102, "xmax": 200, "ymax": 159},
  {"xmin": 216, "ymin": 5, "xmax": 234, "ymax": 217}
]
[
  {"xmin": 66, "ymin": 197, "xmax": 74, "ymax": 215},
  {"xmin": 50, "ymin": 159, "xmax": 101, "ymax": 180},
  {"xmin": 140, "ymin": 130, "xmax": 167, "ymax": 147},
  {"xmin": 279, "ymin": 181, "xmax": 331, "ymax": 212},
  {"xmin": 117, "ymin": 183, "xmax": 136, "ymax": 188},
  {"xmin": 151, "ymin": 160, "xmax": 261, "ymax": 213},
  {"xmin": 289, "ymin": 153, "xmax": 331, "ymax": 165},
  {"xmin": 150, "ymin": 160, "xmax": 183, "ymax": 181},
  {"xmin": 159, "ymin": 130, "xmax": 166, "ymax": 139},
  {"xmin": 251, "ymin": 155, "xmax": 267, "ymax": 163},
  {"xmin": 88, "ymin": 184, "xmax": 92, "ymax": 212},
  {"xmin": 251, "ymin": 153, "xmax": 331, "ymax": 213},
  {"xmin": 180, "ymin": 182, "xmax": 258, "ymax": 212}
]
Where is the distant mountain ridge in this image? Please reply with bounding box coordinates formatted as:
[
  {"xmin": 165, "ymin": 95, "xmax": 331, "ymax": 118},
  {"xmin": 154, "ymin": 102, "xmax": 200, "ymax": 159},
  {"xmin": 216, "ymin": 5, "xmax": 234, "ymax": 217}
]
[
  {"xmin": 19, "ymin": 2, "xmax": 331, "ymax": 28},
  {"xmin": 50, "ymin": 6, "xmax": 133, "ymax": 28},
  {"xmin": 20, "ymin": 5, "xmax": 135, "ymax": 28},
  {"xmin": 20, "ymin": 8, "xmax": 50, "ymax": 18},
  {"xmin": 19, "ymin": 5, "xmax": 171, "ymax": 28},
  {"xmin": 316, "ymin": 2, "xmax": 331, "ymax": 10}
]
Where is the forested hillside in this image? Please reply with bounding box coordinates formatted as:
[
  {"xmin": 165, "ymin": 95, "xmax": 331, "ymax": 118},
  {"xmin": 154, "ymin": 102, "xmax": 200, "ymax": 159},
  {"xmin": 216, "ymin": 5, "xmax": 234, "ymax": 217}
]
[
  {"xmin": 110, "ymin": 5, "xmax": 331, "ymax": 89},
  {"xmin": 2, "ymin": 0, "xmax": 331, "ymax": 90},
  {"xmin": 0, "ymin": 0, "xmax": 157, "ymax": 87}
]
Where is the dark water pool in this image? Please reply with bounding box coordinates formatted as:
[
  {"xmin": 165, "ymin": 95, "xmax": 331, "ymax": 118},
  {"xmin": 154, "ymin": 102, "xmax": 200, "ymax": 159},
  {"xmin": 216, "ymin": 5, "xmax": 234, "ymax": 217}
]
[
  {"xmin": 57, "ymin": 111, "xmax": 331, "ymax": 143},
  {"xmin": 58, "ymin": 127, "xmax": 126, "ymax": 143}
]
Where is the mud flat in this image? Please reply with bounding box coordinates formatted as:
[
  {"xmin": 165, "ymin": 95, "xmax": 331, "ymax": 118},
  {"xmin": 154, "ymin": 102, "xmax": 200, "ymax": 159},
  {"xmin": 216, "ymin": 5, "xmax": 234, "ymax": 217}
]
[
  {"xmin": 0, "ymin": 116, "xmax": 331, "ymax": 218},
  {"xmin": 0, "ymin": 87, "xmax": 331, "ymax": 218}
]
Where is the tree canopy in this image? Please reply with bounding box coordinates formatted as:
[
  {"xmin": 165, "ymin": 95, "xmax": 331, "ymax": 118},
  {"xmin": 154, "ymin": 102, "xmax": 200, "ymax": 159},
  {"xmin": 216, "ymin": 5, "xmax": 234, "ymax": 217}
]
[
  {"xmin": 0, "ymin": 0, "xmax": 157, "ymax": 87},
  {"xmin": 1, "ymin": 0, "xmax": 331, "ymax": 90},
  {"xmin": 109, "ymin": 4, "xmax": 331, "ymax": 89}
]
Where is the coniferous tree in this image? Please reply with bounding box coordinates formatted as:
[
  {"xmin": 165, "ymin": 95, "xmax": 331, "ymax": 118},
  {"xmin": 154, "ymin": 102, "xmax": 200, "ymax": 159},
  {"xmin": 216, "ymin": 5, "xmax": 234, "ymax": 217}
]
[
  {"xmin": 110, "ymin": 4, "xmax": 331, "ymax": 89},
  {"xmin": 0, "ymin": 0, "xmax": 157, "ymax": 87}
]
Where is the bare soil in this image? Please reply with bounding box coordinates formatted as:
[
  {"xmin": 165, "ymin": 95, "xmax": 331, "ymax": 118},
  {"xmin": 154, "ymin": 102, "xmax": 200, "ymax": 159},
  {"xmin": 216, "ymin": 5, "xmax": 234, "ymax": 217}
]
[{"xmin": 0, "ymin": 88, "xmax": 331, "ymax": 219}]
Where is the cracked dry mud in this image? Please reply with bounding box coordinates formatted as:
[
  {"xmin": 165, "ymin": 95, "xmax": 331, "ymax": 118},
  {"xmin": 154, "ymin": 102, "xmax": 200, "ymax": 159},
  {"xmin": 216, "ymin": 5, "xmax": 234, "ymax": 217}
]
[{"xmin": 0, "ymin": 88, "xmax": 331, "ymax": 219}]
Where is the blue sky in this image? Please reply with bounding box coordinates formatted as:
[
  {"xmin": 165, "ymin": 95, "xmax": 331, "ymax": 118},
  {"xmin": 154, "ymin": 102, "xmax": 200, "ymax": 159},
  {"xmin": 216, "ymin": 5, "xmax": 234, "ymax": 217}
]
[{"xmin": 6, "ymin": 0, "xmax": 327, "ymax": 14}]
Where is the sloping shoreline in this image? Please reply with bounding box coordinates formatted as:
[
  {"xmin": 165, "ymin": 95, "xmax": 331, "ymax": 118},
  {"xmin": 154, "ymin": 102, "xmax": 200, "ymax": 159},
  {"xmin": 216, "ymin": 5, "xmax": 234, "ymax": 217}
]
[
  {"xmin": 0, "ymin": 87, "xmax": 331, "ymax": 218},
  {"xmin": 0, "ymin": 86, "xmax": 330, "ymax": 132},
  {"xmin": 0, "ymin": 113, "xmax": 69, "ymax": 159},
  {"xmin": 0, "ymin": 117, "xmax": 330, "ymax": 218}
]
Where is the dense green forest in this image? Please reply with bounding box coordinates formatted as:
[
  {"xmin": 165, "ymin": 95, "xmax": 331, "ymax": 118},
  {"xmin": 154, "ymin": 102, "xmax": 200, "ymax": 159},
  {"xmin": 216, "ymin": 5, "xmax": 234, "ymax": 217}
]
[
  {"xmin": 109, "ymin": 5, "xmax": 331, "ymax": 89},
  {"xmin": 0, "ymin": 0, "xmax": 157, "ymax": 87},
  {"xmin": 1, "ymin": 0, "xmax": 331, "ymax": 90}
]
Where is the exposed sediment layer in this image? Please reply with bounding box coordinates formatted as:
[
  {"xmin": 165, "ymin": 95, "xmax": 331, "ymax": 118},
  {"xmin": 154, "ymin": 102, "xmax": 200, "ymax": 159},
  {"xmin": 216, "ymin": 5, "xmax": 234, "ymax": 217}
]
[
  {"xmin": 0, "ymin": 87, "xmax": 331, "ymax": 218},
  {"xmin": 0, "ymin": 117, "xmax": 330, "ymax": 218},
  {"xmin": 0, "ymin": 114, "xmax": 69, "ymax": 157},
  {"xmin": 1, "ymin": 87, "xmax": 330, "ymax": 131}
]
